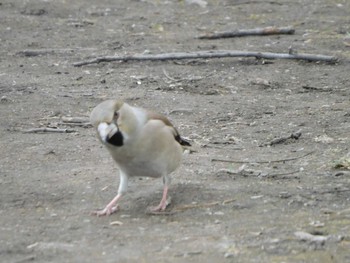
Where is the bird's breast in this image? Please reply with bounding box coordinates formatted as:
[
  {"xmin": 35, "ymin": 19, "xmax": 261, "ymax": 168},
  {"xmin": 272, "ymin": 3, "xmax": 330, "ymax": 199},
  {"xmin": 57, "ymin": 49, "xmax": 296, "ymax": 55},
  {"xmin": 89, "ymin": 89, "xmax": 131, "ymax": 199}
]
[
  {"xmin": 119, "ymin": 160, "xmax": 164, "ymax": 178},
  {"xmin": 105, "ymin": 119, "xmax": 183, "ymax": 178}
]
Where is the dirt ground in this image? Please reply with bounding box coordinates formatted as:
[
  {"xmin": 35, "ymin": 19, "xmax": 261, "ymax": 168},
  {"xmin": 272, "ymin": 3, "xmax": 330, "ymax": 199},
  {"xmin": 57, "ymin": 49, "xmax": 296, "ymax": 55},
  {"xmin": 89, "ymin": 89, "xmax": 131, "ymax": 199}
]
[{"xmin": 1, "ymin": 0, "xmax": 350, "ymax": 262}]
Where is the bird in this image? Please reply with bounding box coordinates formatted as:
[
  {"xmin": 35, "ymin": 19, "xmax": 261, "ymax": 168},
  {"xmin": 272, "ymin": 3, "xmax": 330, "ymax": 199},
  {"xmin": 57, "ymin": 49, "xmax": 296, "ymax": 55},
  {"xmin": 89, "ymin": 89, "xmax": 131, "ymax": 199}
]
[{"xmin": 89, "ymin": 99, "xmax": 190, "ymax": 216}]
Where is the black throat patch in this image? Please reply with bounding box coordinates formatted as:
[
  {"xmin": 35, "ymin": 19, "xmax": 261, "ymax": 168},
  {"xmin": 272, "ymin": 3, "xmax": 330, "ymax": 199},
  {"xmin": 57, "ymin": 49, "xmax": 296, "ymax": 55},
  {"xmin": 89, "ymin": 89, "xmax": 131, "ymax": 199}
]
[{"xmin": 107, "ymin": 130, "xmax": 124, "ymax": 147}]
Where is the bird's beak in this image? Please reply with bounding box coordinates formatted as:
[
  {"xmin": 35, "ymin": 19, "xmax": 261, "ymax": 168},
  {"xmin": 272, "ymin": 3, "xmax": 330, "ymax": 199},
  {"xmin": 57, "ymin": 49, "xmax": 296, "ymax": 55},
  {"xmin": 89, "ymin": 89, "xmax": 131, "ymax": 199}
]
[{"xmin": 97, "ymin": 122, "xmax": 119, "ymax": 143}]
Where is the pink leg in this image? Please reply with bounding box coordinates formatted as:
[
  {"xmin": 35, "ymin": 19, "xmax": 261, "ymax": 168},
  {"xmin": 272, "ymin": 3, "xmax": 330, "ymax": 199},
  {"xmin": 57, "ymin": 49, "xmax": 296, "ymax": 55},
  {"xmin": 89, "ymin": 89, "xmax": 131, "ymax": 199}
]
[
  {"xmin": 151, "ymin": 186, "xmax": 169, "ymax": 212},
  {"xmin": 92, "ymin": 194, "xmax": 122, "ymax": 216}
]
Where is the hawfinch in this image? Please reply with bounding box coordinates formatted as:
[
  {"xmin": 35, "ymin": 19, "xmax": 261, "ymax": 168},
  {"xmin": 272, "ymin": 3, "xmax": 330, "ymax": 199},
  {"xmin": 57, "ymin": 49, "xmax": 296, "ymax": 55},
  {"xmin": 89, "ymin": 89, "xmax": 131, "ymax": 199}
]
[{"xmin": 90, "ymin": 100, "xmax": 190, "ymax": 216}]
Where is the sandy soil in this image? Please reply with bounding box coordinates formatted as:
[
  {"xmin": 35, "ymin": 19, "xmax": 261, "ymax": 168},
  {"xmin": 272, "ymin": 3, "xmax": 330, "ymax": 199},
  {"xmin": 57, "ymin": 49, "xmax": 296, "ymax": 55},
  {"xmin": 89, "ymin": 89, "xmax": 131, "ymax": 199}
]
[{"xmin": 1, "ymin": 0, "xmax": 350, "ymax": 262}]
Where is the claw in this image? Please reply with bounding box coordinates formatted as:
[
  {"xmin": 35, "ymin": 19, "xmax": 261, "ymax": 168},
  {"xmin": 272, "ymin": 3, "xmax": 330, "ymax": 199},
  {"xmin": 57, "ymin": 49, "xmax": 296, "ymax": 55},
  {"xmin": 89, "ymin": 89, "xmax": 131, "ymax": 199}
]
[
  {"xmin": 91, "ymin": 205, "xmax": 119, "ymax": 217},
  {"xmin": 92, "ymin": 194, "xmax": 122, "ymax": 217},
  {"xmin": 150, "ymin": 196, "xmax": 171, "ymax": 212}
]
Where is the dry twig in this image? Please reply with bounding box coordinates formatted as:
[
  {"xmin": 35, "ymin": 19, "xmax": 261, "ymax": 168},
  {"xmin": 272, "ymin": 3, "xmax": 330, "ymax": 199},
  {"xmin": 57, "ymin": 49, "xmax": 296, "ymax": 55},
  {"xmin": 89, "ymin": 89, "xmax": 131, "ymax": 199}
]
[
  {"xmin": 265, "ymin": 169, "xmax": 301, "ymax": 178},
  {"xmin": 197, "ymin": 26, "xmax": 295, "ymax": 39},
  {"xmin": 61, "ymin": 116, "xmax": 89, "ymax": 123},
  {"xmin": 13, "ymin": 255, "xmax": 36, "ymax": 263},
  {"xmin": 23, "ymin": 127, "xmax": 76, "ymax": 133},
  {"xmin": 211, "ymin": 151, "xmax": 314, "ymax": 164},
  {"xmin": 17, "ymin": 48, "xmax": 97, "ymax": 57},
  {"xmin": 260, "ymin": 130, "xmax": 302, "ymax": 147},
  {"xmin": 73, "ymin": 50, "xmax": 337, "ymax": 67},
  {"xmin": 61, "ymin": 116, "xmax": 92, "ymax": 128},
  {"xmin": 302, "ymin": 85, "xmax": 333, "ymax": 92}
]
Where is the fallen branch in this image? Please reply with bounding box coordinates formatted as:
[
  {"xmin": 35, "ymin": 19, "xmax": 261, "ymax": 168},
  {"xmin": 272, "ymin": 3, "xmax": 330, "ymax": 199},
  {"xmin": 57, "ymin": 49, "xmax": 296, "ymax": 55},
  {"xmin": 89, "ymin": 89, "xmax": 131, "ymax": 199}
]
[
  {"xmin": 61, "ymin": 116, "xmax": 92, "ymax": 128},
  {"xmin": 302, "ymin": 85, "xmax": 333, "ymax": 92},
  {"xmin": 61, "ymin": 116, "xmax": 89, "ymax": 123},
  {"xmin": 13, "ymin": 255, "xmax": 36, "ymax": 263},
  {"xmin": 62, "ymin": 122, "xmax": 91, "ymax": 128},
  {"xmin": 17, "ymin": 48, "xmax": 97, "ymax": 57},
  {"xmin": 211, "ymin": 151, "xmax": 314, "ymax": 164},
  {"xmin": 260, "ymin": 130, "xmax": 302, "ymax": 147},
  {"xmin": 216, "ymin": 165, "xmax": 301, "ymax": 179},
  {"xmin": 197, "ymin": 26, "xmax": 295, "ymax": 39},
  {"xmin": 265, "ymin": 169, "xmax": 301, "ymax": 178},
  {"xmin": 73, "ymin": 50, "xmax": 338, "ymax": 67},
  {"xmin": 23, "ymin": 127, "xmax": 76, "ymax": 133},
  {"xmin": 17, "ymin": 49, "xmax": 72, "ymax": 57}
]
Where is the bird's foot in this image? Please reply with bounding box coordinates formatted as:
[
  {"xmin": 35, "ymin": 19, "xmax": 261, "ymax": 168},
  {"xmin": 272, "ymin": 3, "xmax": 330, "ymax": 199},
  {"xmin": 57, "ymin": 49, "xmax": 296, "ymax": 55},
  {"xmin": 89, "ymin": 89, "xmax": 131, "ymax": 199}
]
[
  {"xmin": 150, "ymin": 204, "xmax": 166, "ymax": 212},
  {"xmin": 149, "ymin": 196, "xmax": 172, "ymax": 213},
  {"xmin": 91, "ymin": 204, "xmax": 119, "ymax": 217}
]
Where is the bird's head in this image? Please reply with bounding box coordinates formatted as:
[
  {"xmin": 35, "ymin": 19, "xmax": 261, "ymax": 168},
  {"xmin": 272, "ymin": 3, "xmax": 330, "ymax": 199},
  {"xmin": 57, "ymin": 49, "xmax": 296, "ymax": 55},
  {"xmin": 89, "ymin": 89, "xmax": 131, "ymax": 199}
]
[
  {"xmin": 90, "ymin": 100, "xmax": 124, "ymax": 128},
  {"xmin": 89, "ymin": 100, "xmax": 125, "ymax": 146},
  {"xmin": 90, "ymin": 100, "xmax": 140, "ymax": 147}
]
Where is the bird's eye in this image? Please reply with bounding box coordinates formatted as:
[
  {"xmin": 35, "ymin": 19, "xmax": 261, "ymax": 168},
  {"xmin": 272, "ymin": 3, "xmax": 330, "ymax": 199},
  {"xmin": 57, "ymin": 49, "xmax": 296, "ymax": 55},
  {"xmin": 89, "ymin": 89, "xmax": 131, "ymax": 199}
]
[{"xmin": 114, "ymin": 111, "xmax": 119, "ymax": 119}]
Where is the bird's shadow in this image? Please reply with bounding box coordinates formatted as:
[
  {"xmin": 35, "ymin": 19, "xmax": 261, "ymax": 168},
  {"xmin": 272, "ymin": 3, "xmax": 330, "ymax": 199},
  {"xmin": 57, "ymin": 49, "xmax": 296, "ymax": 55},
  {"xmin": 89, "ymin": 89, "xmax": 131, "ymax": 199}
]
[{"xmin": 123, "ymin": 182, "xmax": 219, "ymax": 216}]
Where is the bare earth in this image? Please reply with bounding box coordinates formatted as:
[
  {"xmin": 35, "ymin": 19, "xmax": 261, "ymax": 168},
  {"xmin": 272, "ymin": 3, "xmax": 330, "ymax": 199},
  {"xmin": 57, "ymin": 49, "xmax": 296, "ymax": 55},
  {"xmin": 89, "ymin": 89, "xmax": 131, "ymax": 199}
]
[{"xmin": 1, "ymin": 0, "xmax": 350, "ymax": 262}]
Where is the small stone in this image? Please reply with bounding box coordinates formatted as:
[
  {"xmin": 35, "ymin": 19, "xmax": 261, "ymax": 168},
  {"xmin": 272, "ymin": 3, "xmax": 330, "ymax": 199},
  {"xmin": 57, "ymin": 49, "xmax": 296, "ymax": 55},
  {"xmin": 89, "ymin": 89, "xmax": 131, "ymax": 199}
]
[
  {"xmin": 314, "ymin": 134, "xmax": 334, "ymax": 144},
  {"xmin": 251, "ymin": 195, "xmax": 263, "ymax": 199},
  {"xmin": 224, "ymin": 252, "xmax": 235, "ymax": 258},
  {"xmin": 279, "ymin": 192, "xmax": 291, "ymax": 199},
  {"xmin": 309, "ymin": 221, "xmax": 325, "ymax": 227},
  {"xmin": 252, "ymin": 78, "xmax": 271, "ymax": 87},
  {"xmin": 120, "ymin": 214, "xmax": 131, "ymax": 218},
  {"xmin": 214, "ymin": 211, "xmax": 224, "ymax": 216},
  {"xmin": 294, "ymin": 231, "xmax": 328, "ymax": 244},
  {"xmin": 27, "ymin": 242, "xmax": 39, "ymax": 249},
  {"xmin": 1, "ymin": 96, "xmax": 9, "ymax": 102}
]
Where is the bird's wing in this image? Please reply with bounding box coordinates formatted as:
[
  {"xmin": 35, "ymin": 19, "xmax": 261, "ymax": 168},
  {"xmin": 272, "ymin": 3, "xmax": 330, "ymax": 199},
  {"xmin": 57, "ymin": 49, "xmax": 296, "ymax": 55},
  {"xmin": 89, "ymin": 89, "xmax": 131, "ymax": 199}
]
[{"xmin": 146, "ymin": 111, "xmax": 191, "ymax": 146}]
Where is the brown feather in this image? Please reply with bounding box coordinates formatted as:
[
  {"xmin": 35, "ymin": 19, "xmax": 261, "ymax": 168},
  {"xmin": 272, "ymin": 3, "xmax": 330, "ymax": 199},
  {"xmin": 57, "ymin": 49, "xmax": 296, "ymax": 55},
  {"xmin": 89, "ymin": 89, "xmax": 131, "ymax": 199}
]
[{"xmin": 147, "ymin": 111, "xmax": 191, "ymax": 146}]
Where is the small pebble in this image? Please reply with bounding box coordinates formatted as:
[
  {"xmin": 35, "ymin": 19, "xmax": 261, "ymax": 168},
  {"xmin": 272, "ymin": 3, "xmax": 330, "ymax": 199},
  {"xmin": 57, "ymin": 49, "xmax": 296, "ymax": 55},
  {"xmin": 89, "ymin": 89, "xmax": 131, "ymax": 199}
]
[
  {"xmin": 224, "ymin": 252, "xmax": 235, "ymax": 258},
  {"xmin": 214, "ymin": 211, "xmax": 224, "ymax": 216},
  {"xmin": 120, "ymin": 214, "xmax": 131, "ymax": 218},
  {"xmin": 1, "ymin": 96, "xmax": 9, "ymax": 102},
  {"xmin": 251, "ymin": 195, "xmax": 263, "ymax": 199}
]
